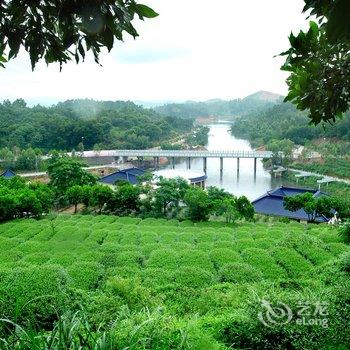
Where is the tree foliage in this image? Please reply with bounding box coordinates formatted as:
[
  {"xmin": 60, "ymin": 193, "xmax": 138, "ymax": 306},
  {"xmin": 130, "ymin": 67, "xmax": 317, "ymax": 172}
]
[
  {"xmin": 47, "ymin": 155, "xmax": 97, "ymax": 195},
  {"xmin": 283, "ymin": 192, "xmax": 335, "ymax": 222},
  {"xmin": 0, "ymin": 1, "xmax": 158, "ymax": 69},
  {"xmin": 281, "ymin": 0, "xmax": 350, "ymax": 125},
  {"xmin": 0, "ymin": 99, "xmax": 193, "ymax": 152}
]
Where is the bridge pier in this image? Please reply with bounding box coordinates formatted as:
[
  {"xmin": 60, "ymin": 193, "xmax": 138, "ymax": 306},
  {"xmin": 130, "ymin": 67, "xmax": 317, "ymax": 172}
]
[
  {"xmin": 187, "ymin": 157, "xmax": 191, "ymax": 170},
  {"xmin": 172, "ymin": 157, "xmax": 175, "ymax": 169},
  {"xmin": 237, "ymin": 158, "xmax": 240, "ymax": 174},
  {"xmin": 203, "ymin": 157, "xmax": 207, "ymax": 173},
  {"xmin": 254, "ymin": 158, "xmax": 257, "ymax": 174},
  {"xmin": 220, "ymin": 157, "xmax": 223, "ymax": 173},
  {"xmin": 153, "ymin": 157, "xmax": 159, "ymax": 170}
]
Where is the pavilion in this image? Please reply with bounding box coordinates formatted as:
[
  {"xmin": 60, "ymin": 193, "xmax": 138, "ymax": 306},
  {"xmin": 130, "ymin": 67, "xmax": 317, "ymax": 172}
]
[
  {"xmin": 0, "ymin": 169, "xmax": 16, "ymax": 179},
  {"xmin": 252, "ymin": 186, "xmax": 330, "ymax": 223},
  {"xmin": 99, "ymin": 167, "xmax": 145, "ymax": 186}
]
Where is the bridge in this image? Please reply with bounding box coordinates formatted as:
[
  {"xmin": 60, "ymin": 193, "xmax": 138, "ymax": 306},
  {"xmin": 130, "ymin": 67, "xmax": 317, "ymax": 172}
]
[{"xmin": 75, "ymin": 149, "xmax": 274, "ymax": 173}]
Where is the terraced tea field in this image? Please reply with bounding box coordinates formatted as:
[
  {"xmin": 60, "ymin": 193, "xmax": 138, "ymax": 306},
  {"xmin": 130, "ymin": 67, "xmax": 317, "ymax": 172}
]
[{"xmin": 0, "ymin": 215, "xmax": 349, "ymax": 349}]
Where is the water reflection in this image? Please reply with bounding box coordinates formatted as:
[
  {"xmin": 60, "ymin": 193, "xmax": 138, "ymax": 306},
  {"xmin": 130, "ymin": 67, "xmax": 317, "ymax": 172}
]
[{"xmin": 163, "ymin": 123, "xmax": 282, "ymax": 200}]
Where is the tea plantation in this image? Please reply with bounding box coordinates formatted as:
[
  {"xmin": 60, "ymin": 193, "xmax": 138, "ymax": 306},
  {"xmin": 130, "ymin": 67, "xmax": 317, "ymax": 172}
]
[{"xmin": 0, "ymin": 215, "xmax": 349, "ymax": 349}]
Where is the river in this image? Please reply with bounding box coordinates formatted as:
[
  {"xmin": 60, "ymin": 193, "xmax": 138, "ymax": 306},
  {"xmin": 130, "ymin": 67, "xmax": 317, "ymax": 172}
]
[{"xmin": 164, "ymin": 123, "xmax": 282, "ymax": 200}]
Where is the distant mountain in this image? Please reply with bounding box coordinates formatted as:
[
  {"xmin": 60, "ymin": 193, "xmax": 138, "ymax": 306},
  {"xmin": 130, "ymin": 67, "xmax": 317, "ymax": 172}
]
[
  {"xmin": 244, "ymin": 90, "xmax": 283, "ymax": 103},
  {"xmin": 153, "ymin": 91, "xmax": 281, "ymax": 119}
]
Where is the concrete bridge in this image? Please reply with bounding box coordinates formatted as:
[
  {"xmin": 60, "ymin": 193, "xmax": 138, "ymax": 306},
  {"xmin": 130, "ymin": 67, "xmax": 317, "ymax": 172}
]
[{"xmin": 75, "ymin": 149, "xmax": 274, "ymax": 173}]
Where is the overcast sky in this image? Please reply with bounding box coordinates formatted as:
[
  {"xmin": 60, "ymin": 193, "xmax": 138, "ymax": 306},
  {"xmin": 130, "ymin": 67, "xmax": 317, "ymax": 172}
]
[{"xmin": 0, "ymin": 0, "xmax": 311, "ymax": 105}]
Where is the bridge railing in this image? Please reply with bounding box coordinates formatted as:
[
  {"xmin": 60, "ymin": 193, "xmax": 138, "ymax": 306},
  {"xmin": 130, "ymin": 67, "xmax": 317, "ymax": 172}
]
[{"xmin": 77, "ymin": 149, "xmax": 274, "ymax": 158}]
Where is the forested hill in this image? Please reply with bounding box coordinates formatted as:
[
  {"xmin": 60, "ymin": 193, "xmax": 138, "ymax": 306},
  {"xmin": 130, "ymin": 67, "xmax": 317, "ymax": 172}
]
[
  {"xmin": 0, "ymin": 99, "xmax": 193, "ymax": 151},
  {"xmin": 153, "ymin": 91, "xmax": 283, "ymax": 119},
  {"xmin": 231, "ymin": 102, "xmax": 350, "ymax": 148}
]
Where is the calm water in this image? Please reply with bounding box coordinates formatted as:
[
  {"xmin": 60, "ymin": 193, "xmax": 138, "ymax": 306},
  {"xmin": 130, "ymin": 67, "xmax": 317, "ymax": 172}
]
[{"xmin": 164, "ymin": 123, "xmax": 282, "ymax": 200}]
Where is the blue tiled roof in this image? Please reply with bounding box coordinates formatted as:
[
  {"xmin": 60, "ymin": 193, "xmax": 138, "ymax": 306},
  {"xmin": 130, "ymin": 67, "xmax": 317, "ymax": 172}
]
[
  {"xmin": 100, "ymin": 168, "xmax": 145, "ymax": 185},
  {"xmin": 0, "ymin": 169, "xmax": 16, "ymax": 179},
  {"xmin": 252, "ymin": 186, "xmax": 329, "ymax": 222}
]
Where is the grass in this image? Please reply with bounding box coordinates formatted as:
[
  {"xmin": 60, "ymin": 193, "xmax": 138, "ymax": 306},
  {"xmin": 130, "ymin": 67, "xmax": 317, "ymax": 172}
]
[{"xmin": 0, "ymin": 215, "xmax": 349, "ymax": 349}]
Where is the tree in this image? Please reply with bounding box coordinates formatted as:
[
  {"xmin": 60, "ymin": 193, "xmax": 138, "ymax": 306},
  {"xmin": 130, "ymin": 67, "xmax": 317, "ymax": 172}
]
[
  {"xmin": 207, "ymin": 186, "xmax": 232, "ymax": 215},
  {"xmin": 90, "ymin": 184, "xmax": 113, "ymax": 214},
  {"xmin": 184, "ymin": 187, "xmax": 212, "ymax": 222},
  {"xmin": 0, "ymin": 190, "xmax": 16, "ymax": 222},
  {"xmin": 220, "ymin": 197, "xmax": 239, "ymax": 224},
  {"xmin": 284, "ymin": 193, "xmax": 334, "ymax": 222},
  {"xmin": 235, "ymin": 196, "xmax": 255, "ymax": 221},
  {"xmin": 29, "ymin": 182, "xmax": 54, "ymax": 213},
  {"xmin": 15, "ymin": 189, "xmax": 43, "ymax": 218},
  {"xmin": 110, "ymin": 182, "xmax": 140, "ymax": 215},
  {"xmin": 47, "ymin": 156, "xmax": 97, "ymax": 195},
  {"xmin": 153, "ymin": 177, "xmax": 190, "ymax": 217},
  {"xmin": 281, "ymin": 1, "xmax": 350, "ymax": 125},
  {"xmin": 0, "ymin": 1, "xmax": 158, "ymax": 69},
  {"xmin": 266, "ymin": 139, "xmax": 295, "ymax": 166},
  {"xmin": 66, "ymin": 185, "xmax": 84, "ymax": 213}
]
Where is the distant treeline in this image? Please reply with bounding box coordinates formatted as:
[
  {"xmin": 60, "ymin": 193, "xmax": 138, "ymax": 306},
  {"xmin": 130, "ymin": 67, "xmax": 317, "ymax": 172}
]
[
  {"xmin": 231, "ymin": 102, "xmax": 350, "ymax": 148},
  {"xmin": 153, "ymin": 94, "xmax": 281, "ymax": 119},
  {"xmin": 0, "ymin": 99, "xmax": 193, "ymax": 152}
]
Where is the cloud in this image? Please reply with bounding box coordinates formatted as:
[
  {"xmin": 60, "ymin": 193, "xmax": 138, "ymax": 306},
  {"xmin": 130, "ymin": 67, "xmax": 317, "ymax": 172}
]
[{"xmin": 115, "ymin": 46, "xmax": 190, "ymax": 64}]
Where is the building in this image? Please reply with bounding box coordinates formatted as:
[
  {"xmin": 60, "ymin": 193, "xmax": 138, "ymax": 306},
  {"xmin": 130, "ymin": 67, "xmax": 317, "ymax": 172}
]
[
  {"xmin": 153, "ymin": 169, "xmax": 207, "ymax": 188},
  {"xmin": 252, "ymin": 186, "xmax": 330, "ymax": 223},
  {"xmin": 0, "ymin": 169, "xmax": 16, "ymax": 179},
  {"xmin": 99, "ymin": 167, "xmax": 145, "ymax": 186}
]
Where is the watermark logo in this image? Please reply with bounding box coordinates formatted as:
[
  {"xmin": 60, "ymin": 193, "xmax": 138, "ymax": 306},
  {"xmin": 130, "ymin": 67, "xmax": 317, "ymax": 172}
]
[
  {"xmin": 258, "ymin": 300, "xmax": 329, "ymax": 328},
  {"xmin": 258, "ymin": 299, "xmax": 293, "ymax": 327}
]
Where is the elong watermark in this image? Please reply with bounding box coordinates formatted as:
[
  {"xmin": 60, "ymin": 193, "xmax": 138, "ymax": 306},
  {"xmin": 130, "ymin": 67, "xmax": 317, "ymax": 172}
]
[{"xmin": 258, "ymin": 299, "xmax": 329, "ymax": 328}]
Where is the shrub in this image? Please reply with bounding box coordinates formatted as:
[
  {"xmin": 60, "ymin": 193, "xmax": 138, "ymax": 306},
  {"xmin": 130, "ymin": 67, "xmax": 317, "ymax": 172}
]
[
  {"xmin": 105, "ymin": 277, "xmax": 152, "ymax": 309},
  {"xmin": 241, "ymin": 248, "xmax": 287, "ymax": 279},
  {"xmin": 0, "ymin": 265, "xmax": 69, "ymax": 328},
  {"xmin": 172, "ymin": 266, "xmax": 214, "ymax": 288},
  {"xmin": 272, "ymin": 247, "xmax": 313, "ymax": 278},
  {"xmin": 327, "ymin": 242, "xmax": 350, "ymax": 256},
  {"xmin": 339, "ymin": 221, "xmax": 350, "ymax": 244},
  {"xmin": 218, "ymin": 263, "xmax": 263, "ymax": 283},
  {"xmin": 339, "ymin": 252, "xmax": 350, "ymax": 273},
  {"xmin": 147, "ymin": 249, "xmax": 180, "ymax": 269},
  {"xmin": 67, "ymin": 262, "xmax": 105, "ymax": 290},
  {"xmin": 209, "ymin": 248, "xmax": 242, "ymax": 269}
]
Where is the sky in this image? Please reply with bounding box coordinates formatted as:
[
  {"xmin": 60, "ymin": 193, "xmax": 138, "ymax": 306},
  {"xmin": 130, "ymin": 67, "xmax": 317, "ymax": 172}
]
[{"xmin": 0, "ymin": 0, "xmax": 311, "ymax": 106}]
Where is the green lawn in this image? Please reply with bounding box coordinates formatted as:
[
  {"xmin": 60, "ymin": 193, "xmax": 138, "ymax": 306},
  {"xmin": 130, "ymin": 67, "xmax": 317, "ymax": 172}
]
[{"xmin": 0, "ymin": 215, "xmax": 349, "ymax": 349}]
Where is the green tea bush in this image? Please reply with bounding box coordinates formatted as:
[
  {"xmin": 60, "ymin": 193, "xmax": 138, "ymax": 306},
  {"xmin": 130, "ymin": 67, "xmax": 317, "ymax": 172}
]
[
  {"xmin": 178, "ymin": 249, "xmax": 213, "ymax": 271},
  {"xmin": 327, "ymin": 242, "xmax": 350, "ymax": 256},
  {"xmin": 218, "ymin": 263, "xmax": 263, "ymax": 283},
  {"xmin": 105, "ymin": 276, "xmax": 152, "ymax": 309},
  {"xmin": 147, "ymin": 249, "xmax": 180, "ymax": 269},
  {"xmin": 115, "ymin": 216, "xmax": 141, "ymax": 225},
  {"xmin": 172, "ymin": 266, "xmax": 214, "ymax": 288},
  {"xmin": 253, "ymin": 238, "xmax": 278, "ymax": 249},
  {"xmin": 21, "ymin": 252, "xmax": 51, "ymax": 265},
  {"xmin": 233, "ymin": 238, "xmax": 256, "ymax": 252},
  {"xmin": 241, "ymin": 248, "xmax": 287, "ymax": 279},
  {"xmin": 49, "ymin": 253, "xmax": 77, "ymax": 267},
  {"xmin": 0, "ymin": 249, "xmax": 23, "ymax": 263},
  {"xmin": 178, "ymin": 220, "xmax": 194, "ymax": 227},
  {"xmin": 209, "ymin": 248, "xmax": 242, "ymax": 269},
  {"xmin": 317, "ymin": 231, "xmax": 340, "ymax": 243},
  {"xmin": 142, "ymin": 268, "xmax": 175, "ymax": 287},
  {"xmin": 295, "ymin": 244, "xmax": 334, "ymax": 265},
  {"xmin": 67, "ymin": 261, "xmax": 105, "ymax": 290},
  {"xmin": 115, "ymin": 251, "xmax": 145, "ymax": 268},
  {"xmin": 272, "ymin": 247, "xmax": 313, "ymax": 278},
  {"xmin": 0, "ymin": 265, "xmax": 69, "ymax": 328},
  {"xmin": 337, "ymin": 251, "xmax": 350, "ymax": 273}
]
